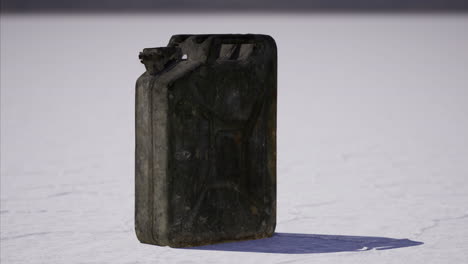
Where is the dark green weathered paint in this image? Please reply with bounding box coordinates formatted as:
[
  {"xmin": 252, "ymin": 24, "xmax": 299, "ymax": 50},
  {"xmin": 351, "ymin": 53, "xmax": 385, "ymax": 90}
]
[{"xmin": 135, "ymin": 34, "xmax": 277, "ymax": 247}]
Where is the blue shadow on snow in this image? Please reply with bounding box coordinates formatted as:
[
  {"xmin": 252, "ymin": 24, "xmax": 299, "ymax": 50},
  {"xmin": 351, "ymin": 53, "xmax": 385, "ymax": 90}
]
[{"xmin": 188, "ymin": 232, "xmax": 423, "ymax": 254}]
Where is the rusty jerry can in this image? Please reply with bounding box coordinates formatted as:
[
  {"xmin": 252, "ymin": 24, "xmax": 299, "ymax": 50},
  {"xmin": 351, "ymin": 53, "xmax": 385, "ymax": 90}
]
[{"xmin": 135, "ymin": 34, "xmax": 277, "ymax": 247}]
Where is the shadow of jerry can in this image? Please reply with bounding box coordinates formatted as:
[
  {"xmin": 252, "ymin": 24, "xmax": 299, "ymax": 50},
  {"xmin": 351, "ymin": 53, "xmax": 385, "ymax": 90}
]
[{"xmin": 135, "ymin": 34, "xmax": 277, "ymax": 247}]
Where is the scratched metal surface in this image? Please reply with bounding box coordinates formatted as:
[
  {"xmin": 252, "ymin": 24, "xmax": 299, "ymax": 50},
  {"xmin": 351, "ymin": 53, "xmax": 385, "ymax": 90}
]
[{"xmin": 135, "ymin": 35, "xmax": 276, "ymax": 247}]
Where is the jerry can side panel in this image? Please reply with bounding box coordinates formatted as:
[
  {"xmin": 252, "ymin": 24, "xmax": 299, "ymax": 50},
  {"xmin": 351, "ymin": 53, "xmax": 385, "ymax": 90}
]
[
  {"xmin": 167, "ymin": 75, "xmax": 272, "ymax": 247},
  {"xmin": 135, "ymin": 73, "xmax": 171, "ymax": 246},
  {"xmin": 135, "ymin": 73, "xmax": 157, "ymax": 244},
  {"xmin": 164, "ymin": 35, "xmax": 277, "ymax": 247}
]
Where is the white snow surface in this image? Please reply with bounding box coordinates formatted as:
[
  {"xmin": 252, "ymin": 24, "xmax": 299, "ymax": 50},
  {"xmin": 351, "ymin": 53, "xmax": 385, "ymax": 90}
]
[{"xmin": 1, "ymin": 14, "xmax": 468, "ymax": 263}]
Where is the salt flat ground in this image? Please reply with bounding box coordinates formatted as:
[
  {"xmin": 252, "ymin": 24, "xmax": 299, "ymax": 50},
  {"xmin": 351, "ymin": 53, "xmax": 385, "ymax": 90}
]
[{"xmin": 1, "ymin": 14, "xmax": 468, "ymax": 263}]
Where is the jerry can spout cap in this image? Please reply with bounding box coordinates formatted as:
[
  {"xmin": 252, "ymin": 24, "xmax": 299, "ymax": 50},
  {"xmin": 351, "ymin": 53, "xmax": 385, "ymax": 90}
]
[{"xmin": 139, "ymin": 47, "xmax": 182, "ymax": 75}]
